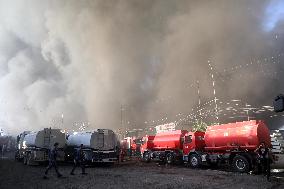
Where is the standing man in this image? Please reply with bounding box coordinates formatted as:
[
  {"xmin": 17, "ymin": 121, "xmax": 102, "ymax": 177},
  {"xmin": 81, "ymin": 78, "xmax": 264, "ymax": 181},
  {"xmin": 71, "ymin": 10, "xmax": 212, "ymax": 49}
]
[
  {"xmin": 254, "ymin": 142, "xmax": 272, "ymax": 181},
  {"xmin": 70, "ymin": 144, "xmax": 87, "ymax": 175},
  {"xmin": 1, "ymin": 144, "xmax": 5, "ymax": 157},
  {"xmin": 43, "ymin": 142, "xmax": 63, "ymax": 179}
]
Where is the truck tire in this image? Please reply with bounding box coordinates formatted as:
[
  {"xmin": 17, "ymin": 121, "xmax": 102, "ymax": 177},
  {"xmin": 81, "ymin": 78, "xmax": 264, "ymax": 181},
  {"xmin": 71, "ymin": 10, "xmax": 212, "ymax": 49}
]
[
  {"xmin": 232, "ymin": 155, "xmax": 250, "ymax": 173},
  {"xmin": 143, "ymin": 152, "xmax": 151, "ymax": 163},
  {"xmin": 166, "ymin": 153, "xmax": 174, "ymax": 164},
  {"xmin": 189, "ymin": 154, "xmax": 201, "ymax": 168}
]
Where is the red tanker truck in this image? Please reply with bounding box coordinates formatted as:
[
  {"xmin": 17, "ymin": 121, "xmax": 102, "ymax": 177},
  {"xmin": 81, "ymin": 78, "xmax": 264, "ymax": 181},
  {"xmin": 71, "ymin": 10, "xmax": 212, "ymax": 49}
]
[{"xmin": 140, "ymin": 120, "xmax": 271, "ymax": 173}]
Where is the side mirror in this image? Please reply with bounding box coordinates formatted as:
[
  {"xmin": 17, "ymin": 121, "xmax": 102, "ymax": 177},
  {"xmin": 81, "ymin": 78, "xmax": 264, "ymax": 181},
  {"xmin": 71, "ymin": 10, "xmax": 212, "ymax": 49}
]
[{"xmin": 274, "ymin": 94, "xmax": 284, "ymax": 112}]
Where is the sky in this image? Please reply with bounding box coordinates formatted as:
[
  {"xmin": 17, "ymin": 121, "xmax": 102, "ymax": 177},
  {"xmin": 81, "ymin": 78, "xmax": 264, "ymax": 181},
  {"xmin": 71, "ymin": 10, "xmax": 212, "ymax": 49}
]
[
  {"xmin": 1, "ymin": 0, "xmax": 284, "ymax": 135},
  {"xmin": 264, "ymin": 0, "xmax": 284, "ymax": 32}
]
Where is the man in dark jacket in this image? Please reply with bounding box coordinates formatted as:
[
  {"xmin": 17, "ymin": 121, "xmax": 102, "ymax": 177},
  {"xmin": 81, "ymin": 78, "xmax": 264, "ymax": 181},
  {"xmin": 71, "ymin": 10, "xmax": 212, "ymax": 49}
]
[
  {"xmin": 70, "ymin": 144, "xmax": 87, "ymax": 175},
  {"xmin": 255, "ymin": 142, "xmax": 272, "ymax": 181},
  {"xmin": 43, "ymin": 142, "xmax": 62, "ymax": 179}
]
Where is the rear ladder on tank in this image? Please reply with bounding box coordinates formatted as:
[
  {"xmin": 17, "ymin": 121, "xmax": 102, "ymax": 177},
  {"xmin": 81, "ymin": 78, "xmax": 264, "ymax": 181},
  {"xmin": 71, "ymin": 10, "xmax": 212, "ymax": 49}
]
[{"xmin": 43, "ymin": 128, "xmax": 51, "ymax": 148}]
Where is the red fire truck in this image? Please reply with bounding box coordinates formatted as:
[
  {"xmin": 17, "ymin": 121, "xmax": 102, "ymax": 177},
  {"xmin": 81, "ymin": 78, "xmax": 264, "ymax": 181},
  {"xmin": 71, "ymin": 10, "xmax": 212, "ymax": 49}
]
[
  {"xmin": 120, "ymin": 137, "xmax": 142, "ymax": 161},
  {"xmin": 140, "ymin": 120, "xmax": 271, "ymax": 173}
]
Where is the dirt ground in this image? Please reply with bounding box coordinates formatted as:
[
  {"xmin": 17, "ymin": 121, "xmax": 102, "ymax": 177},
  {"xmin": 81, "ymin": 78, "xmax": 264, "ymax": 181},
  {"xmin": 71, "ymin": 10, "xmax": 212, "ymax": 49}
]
[{"xmin": 1, "ymin": 153, "xmax": 284, "ymax": 189}]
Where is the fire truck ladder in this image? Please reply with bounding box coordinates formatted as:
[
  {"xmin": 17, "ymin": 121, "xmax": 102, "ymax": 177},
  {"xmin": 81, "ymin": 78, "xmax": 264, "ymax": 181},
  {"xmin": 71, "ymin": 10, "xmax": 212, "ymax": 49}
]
[
  {"xmin": 98, "ymin": 130, "xmax": 105, "ymax": 149},
  {"xmin": 43, "ymin": 128, "xmax": 51, "ymax": 148}
]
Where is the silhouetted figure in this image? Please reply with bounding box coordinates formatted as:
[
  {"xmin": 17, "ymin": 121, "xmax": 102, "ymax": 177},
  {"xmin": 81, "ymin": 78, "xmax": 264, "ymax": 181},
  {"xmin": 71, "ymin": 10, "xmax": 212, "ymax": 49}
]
[
  {"xmin": 70, "ymin": 144, "xmax": 87, "ymax": 175},
  {"xmin": 255, "ymin": 142, "xmax": 272, "ymax": 181},
  {"xmin": 1, "ymin": 144, "xmax": 5, "ymax": 157},
  {"xmin": 43, "ymin": 142, "xmax": 62, "ymax": 179}
]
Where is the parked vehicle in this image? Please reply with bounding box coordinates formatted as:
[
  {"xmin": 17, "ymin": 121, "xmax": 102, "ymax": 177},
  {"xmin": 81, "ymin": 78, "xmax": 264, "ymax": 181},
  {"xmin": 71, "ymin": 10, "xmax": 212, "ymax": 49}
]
[
  {"xmin": 15, "ymin": 128, "xmax": 66, "ymax": 165},
  {"xmin": 270, "ymin": 130, "xmax": 284, "ymax": 169},
  {"xmin": 120, "ymin": 137, "xmax": 142, "ymax": 161},
  {"xmin": 141, "ymin": 120, "xmax": 271, "ymax": 173},
  {"xmin": 66, "ymin": 129, "xmax": 119, "ymax": 163},
  {"xmin": 1, "ymin": 135, "xmax": 16, "ymax": 153}
]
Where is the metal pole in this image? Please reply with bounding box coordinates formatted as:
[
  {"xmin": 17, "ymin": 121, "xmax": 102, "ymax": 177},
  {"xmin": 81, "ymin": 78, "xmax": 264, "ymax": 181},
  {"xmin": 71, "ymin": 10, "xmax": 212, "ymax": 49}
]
[
  {"xmin": 197, "ymin": 80, "xmax": 201, "ymax": 116},
  {"xmin": 121, "ymin": 105, "xmax": 123, "ymax": 137},
  {"xmin": 197, "ymin": 80, "xmax": 201, "ymax": 106},
  {"xmin": 61, "ymin": 113, "xmax": 64, "ymax": 129},
  {"xmin": 208, "ymin": 61, "xmax": 219, "ymax": 123}
]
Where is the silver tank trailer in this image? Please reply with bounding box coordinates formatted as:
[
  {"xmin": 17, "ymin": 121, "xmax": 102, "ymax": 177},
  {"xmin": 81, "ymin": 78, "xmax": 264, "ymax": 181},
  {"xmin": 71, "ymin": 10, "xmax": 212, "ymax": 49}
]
[
  {"xmin": 24, "ymin": 128, "xmax": 66, "ymax": 149},
  {"xmin": 18, "ymin": 128, "xmax": 66, "ymax": 165},
  {"xmin": 67, "ymin": 129, "xmax": 119, "ymax": 163}
]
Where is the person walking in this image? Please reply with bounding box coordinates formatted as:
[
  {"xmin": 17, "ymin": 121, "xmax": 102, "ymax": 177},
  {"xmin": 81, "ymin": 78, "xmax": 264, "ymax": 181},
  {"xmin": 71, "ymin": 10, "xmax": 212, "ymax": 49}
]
[
  {"xmin": 70, "ymin": 144, "xmax": 87, "ymax": 175},
  {"xmin": 255, "ymin": 142, "xmax": 272, "ymax": 181},
  {"xmin": 43, "ymin": 142, "xmax": 63, "ymax": 179},
  {"xmin": 1, "ymin": 144, "xmax": 5, "ymax": 157}
]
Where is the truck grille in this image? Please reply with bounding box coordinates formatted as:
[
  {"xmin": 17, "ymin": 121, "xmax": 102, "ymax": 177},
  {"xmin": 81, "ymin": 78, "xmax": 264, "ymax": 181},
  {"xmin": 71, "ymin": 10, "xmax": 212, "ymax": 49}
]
[{"xmin": 93, "ymin": 152, "xmax": 117, "ymax": 160}]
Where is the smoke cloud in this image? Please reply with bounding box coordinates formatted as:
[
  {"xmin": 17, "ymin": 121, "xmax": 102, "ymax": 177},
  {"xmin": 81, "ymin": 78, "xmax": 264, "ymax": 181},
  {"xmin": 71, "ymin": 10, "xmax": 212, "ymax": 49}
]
[{"xmin": 0, "ymin": 0, "xmax": 284, "ymax": 135}]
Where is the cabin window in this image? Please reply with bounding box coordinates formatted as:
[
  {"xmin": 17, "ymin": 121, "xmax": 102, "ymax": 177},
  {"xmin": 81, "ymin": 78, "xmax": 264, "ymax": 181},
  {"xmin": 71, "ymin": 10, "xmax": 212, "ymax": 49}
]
[
  {"xmin": 142, "ymin": 138, "xmax": 147, "ymax": 145},
  {"xmin": 135, "ymin": 139, "xmax": 142, "ymax": 144},
  {"xmin": 180, "ymin": 137, "xmax": 184, "ymax": 144},
  {"xmin": 197, "ymin": 136, "xmax": 204, "ymax": 141},
  {"xmin": 185, "ymin": 135, "xmax": 192, "ymax": 143}
]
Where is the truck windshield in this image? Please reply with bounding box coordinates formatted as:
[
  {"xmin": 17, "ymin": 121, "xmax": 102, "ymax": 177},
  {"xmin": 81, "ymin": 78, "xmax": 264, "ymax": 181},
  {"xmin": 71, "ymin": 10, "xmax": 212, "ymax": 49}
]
[{"xmin": 185, "ymin": 135, "xmax": 192, "ymax": 143}]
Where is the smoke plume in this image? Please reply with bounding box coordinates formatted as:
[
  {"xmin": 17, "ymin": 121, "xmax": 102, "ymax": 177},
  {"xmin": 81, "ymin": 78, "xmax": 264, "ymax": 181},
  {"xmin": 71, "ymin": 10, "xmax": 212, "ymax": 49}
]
[{"xmin": 0, "ymin": 0, "xmax": 284, "ymax": 135}]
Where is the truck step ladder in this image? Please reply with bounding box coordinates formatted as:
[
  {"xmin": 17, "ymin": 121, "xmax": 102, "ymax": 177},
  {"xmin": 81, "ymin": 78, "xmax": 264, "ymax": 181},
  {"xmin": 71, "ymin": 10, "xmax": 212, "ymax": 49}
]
[{"xmin": 43, "ymin": 128, "xmax": 51, "ymax": 148}]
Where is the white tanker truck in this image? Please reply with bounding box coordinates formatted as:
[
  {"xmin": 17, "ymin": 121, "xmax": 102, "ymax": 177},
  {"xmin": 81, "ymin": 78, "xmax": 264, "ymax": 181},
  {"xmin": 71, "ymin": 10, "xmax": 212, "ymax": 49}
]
[
  {"xmin": 15, "ymin": 128, "xmax": 66, "ymax": 165},
  {"xmin": 270, "ymin": 130, "xmax": 284, "ymax": 169},
  {"xmin": 66, "ymin": 129, "xmax": 119, "ymax": 163}
]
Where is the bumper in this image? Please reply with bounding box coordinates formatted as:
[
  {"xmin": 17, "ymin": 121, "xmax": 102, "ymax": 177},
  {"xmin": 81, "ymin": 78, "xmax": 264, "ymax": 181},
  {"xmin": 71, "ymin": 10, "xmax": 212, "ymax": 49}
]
[{"xmin": 92, "ymin": 151, "xmax": 118, "ymax": 162}]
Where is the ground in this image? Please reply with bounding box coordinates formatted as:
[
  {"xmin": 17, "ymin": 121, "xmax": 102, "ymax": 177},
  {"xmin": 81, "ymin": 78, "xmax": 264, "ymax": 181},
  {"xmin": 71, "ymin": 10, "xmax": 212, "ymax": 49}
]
[{"xmin": 0, "ymin": 153, "xmax": 284, "ymax": 189}]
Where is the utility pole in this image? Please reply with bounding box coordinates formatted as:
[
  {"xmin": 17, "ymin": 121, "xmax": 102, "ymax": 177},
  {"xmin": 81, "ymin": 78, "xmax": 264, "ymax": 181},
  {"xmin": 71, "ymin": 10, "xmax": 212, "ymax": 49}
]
[
  {"xmin": 121, "ymin": 105, "xmax": 123, "ymax": 137},
  {"xmin": 208, "ymin": 60, "xmax": 219, "ymax": 123},
  {"xmin": 196, "ymin": 80, "xmax": 201, "ymax": 116},
  {"xmin": 61, "ymin": 113, "xmax": 64, "ymax": 129},
  {"xmin": 197, "ymin": 80, "xmax": 201, "ymax": 106},
  {"xmin": 245, "ymin": 103, "xmax": 250, "ymax": 121}
]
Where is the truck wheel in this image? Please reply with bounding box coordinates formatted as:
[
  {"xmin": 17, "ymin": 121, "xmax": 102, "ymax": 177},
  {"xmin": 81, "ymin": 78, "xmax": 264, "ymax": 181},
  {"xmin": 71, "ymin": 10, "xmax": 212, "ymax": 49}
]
[
  {"xmin": 232, "ymin": 155, "xmax": 250, "ymax": 173},
  {"xmin": 189, "ymin": 154, "xmax": 201, "ymax": 168},
  {"xmin": 166, "ymin": 153, "xmax": 174, "ymax": 164},
  {"xmin": 143, "ymin": 152, "xmax": 151, "ymax": 163}
]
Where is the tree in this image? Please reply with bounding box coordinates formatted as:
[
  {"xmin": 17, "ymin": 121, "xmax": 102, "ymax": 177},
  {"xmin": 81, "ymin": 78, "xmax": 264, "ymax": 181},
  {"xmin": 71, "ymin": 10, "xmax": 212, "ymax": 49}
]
[{"xmin": 192, "ymin": 120, "xmax": 208, "ymax": 132}]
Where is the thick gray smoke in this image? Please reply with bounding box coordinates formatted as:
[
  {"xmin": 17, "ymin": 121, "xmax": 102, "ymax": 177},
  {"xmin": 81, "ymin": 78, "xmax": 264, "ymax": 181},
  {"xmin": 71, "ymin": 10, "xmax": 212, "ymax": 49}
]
[{"xmin": 0, "ymin": 0, "xmax": 284, "ymax": 135}]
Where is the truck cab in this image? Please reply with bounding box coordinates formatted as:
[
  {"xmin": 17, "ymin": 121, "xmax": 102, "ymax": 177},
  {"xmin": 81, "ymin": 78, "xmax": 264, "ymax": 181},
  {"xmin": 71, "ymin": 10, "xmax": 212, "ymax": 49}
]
[
  {"xmin": 183, "ymin": 131, "xmax": 205, "ymax": 156},
  {"xmin": 140, "ymin": 135, "xmax": 154, "ymax": 154},
  {"xmin": 15, "ymin": 131, "xmax": 31, "ymax": 161}
]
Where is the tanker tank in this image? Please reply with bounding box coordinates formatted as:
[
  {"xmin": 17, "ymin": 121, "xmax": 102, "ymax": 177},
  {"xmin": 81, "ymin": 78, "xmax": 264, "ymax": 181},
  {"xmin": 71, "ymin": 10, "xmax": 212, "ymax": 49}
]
[
  {"xmin": 150, "ymin": 130, "xmax": 188, "ymax": 150},
  {"xmin": 24, "ymin": 128, "xmax": 66, "ymax": 149},
  {"xmin": 67, "ymin": 129, "xmax": 118, "ymax": 151},
  {"xmin": 204, "ymin": 120, "xmax": 271, "ymax": 151},
  {"xmin": 67, "ymin": 131, "xmax": 93, "ymax": 148},
  {"xmin": 66, "ymin": 129, "xmax": 119, "ymax": 163},
  {"xmin": 16, "ymin": 128, "xmax": 66, "ymax": 165}
]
